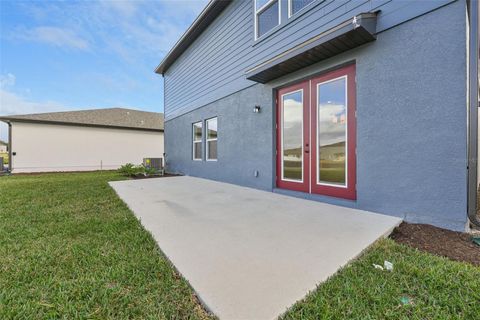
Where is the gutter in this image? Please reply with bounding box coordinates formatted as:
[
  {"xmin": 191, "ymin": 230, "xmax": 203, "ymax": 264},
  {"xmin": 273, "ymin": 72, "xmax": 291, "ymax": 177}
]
[
  {"xmin": 467, "ymin": 0, "xmax": 480, "ymax": 227},
  {"xmin": 0, "ymin": 117, "xmax": 164, "ymax": 133},
  {"xmin": 1, "ymin": 120, "xmax": 13, "ymax": 173}
]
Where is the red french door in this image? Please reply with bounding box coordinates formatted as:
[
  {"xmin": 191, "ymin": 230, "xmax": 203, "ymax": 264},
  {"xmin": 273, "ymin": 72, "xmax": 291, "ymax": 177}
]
[{"xmin": 276, "ymin": 64, "xmax": 356, "ymax": 200}]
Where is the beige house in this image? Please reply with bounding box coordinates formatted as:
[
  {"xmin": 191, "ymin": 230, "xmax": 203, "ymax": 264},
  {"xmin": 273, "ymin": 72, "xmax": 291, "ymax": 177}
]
[{"xmin": 0, "ymin": 108, "xmax": 164, "ymax": 173}]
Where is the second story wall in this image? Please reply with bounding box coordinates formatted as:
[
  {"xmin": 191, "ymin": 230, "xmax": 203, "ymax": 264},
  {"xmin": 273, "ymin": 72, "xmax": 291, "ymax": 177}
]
[{"xmin": 164, "ymin": 0, "xmax": 457, "ymax": 120}]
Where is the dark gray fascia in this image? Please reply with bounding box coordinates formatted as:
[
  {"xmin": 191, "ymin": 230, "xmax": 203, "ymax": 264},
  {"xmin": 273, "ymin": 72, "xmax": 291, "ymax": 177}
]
[
  {"xmin": 0, "ymin": 118, "xmax": 164, "ymax": 133},
  {"xmin": 245, "ymin": 12, "xmax": 377, "ymax": 83},
  {"xmin": 155, "ymin": 0, "xmax": 232, "ymax": 75}
]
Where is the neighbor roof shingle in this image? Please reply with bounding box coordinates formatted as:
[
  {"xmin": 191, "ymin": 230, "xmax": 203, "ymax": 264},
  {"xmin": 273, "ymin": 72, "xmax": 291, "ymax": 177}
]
[{"xmin": 0, "ymin": 108, "xmax": 164, "ymax": 131}]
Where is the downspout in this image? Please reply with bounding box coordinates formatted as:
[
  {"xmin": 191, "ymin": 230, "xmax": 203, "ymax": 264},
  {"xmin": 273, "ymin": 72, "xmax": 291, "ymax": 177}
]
[
  {"xmin": 162, "ymin": 73, "xmax": 168, "ymax": 172},
  {"xmin": 7, "ymin": 121, "xmax": 12, "ymax": 173},
  {"xmin": 1, "ymin": 120, "xmax": 13, "ymax": 173},
  {"xmin": 467, "ymin": 0, "xmax": 480, "ymax": 227}
]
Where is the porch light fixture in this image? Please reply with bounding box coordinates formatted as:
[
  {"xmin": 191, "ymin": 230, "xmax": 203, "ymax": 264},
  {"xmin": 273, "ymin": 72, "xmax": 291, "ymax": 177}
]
[{"xmin": 253, "ymin": 105, "xmax": 261, "ymax": 113}]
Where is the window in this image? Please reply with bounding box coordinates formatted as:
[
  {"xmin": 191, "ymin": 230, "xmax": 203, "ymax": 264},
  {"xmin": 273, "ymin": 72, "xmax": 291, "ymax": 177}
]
[
  {"xmin": 206, "ymin": 117, "xmax": 218, "ymax": 161},
  {"xmin": 192, "ymin": 122, "xmax": 202, "ymax": 160},
  {"xmin": 289, "ymin": 0, "xmax": 315, "ymax": 16},
  {"xmin": 255, "ymin": 0, "xmax": 280, "ymax": 39}
]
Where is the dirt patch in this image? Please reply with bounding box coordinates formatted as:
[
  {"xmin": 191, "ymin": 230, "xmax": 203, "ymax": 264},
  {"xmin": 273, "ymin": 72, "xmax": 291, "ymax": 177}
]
[
  {"xmin": 130, "ymin": 173, "xmax": 180, "ymax": 180},
  {"xmin": 390, "ymin": 222, "xmax": 480, "ymax": 266}
]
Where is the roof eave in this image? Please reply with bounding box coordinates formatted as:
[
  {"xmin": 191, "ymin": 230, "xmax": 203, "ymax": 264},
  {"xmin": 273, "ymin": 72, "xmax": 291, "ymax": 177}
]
[
  {"xmin": 155, "ymin": 0, "xmax": 232, "ymax": 75},
  {"xmin": 0, "ymin": 117, "xmax": 164, "ymax": 132}
]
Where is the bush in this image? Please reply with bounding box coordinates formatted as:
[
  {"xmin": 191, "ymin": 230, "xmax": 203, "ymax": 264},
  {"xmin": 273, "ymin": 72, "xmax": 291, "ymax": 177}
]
[{"xmin": 118, "ymin": 163, "xmax": 158, "ymax": 177}]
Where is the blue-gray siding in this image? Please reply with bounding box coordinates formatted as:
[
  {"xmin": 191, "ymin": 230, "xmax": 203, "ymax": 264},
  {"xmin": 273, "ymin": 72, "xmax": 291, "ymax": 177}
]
[
  {"xmin": 165, "ymin": 0, "xmax": 468, "ymax": 230},
  {"xmin": 164, "ymin": 0, "xmax": 455, "ymax": 120}
]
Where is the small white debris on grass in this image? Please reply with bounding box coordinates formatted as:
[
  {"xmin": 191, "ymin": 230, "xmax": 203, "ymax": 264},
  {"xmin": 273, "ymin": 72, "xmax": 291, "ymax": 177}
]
[
  {"xmin": 384, "ymin": 260, "xmax": 393, "ymax": 271},
  {"xmin": 373, "ymin": 264, "xmax": 384, "ymax": 270}
]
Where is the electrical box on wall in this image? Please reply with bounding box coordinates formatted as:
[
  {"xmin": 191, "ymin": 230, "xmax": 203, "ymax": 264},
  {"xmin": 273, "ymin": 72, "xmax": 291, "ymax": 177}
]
[{"xmin": 254, "ymin": 170, "xmax": 259, "ymax": 177}]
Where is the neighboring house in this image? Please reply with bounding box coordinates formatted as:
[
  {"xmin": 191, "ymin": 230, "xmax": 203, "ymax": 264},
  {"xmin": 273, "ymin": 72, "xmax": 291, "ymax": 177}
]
[
  {"xmin": 0, "ymin": 140, "xmax": 7, "ymax": 153},
  {"xmin": 0, "ymin": 108, "xmax": 164, "ymax": 173},
  {"xmin": 156, "ymin": 0, "xmax": 479, "ymax": 231}
]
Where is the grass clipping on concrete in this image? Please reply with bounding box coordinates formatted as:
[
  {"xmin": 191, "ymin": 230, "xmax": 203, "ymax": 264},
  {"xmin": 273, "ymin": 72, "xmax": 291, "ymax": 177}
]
[
  {"xmin": 1, "ymin": 172, "xmax": 479, "ymax": 319},
  {"xmin": 0, "ymin": 172, "xmax": 211, "ymax": 319}
]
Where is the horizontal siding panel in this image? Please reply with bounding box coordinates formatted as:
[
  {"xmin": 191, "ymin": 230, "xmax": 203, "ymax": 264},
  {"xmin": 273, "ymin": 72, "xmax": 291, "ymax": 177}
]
[
  {"xmin": 164, "ymin": 0, "xmax": 457, "ymax": 120},
  {"xmin": 166, "ymin": 1, "xmax": 252, "ymax": 84},
  {"xmin": 167, "ymin": 0, "xmax": 373, "ymax": 109}
]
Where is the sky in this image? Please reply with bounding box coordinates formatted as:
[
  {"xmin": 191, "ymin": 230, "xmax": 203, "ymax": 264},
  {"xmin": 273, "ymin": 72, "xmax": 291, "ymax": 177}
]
[{"xmin": 0, "ymin": 0, "xmax": 209, "ymax": 141}]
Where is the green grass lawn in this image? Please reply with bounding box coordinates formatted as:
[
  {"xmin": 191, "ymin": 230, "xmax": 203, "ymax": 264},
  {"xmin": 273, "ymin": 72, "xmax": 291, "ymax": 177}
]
[
  {"xmin": 283, "ymin": 239, "xmax": 480, "ymax": 319},
  {"xmin": 0, "ymin": 171, "xmax": 211, "ymax": 319},
  {"xmin": 1, "ymin": 172, "xmax": 479, "ymax": 319}
]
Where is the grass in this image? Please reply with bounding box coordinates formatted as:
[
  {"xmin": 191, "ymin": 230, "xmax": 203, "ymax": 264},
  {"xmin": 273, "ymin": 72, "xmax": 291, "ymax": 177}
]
[
  {"xmin": 283, "ymin": 239, "xmax": 480, "ymax": 319},
  {"xmin": 0, "ymin": 171, "xmax": 211, "ymax": 319},
  {"xmin": 1, "ymin": 172, "xmax": 479, "ymax": 319}
]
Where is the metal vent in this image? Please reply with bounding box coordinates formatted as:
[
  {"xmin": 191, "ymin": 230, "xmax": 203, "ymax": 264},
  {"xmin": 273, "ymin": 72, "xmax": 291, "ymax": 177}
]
[{"xmin": 143, "ymin": 158, "xmax": 163, "ymax": 171}]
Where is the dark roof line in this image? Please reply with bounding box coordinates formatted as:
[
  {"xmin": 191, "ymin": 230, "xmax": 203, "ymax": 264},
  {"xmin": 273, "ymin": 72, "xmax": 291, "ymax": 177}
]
[
  {"xmin": 155, "ymin": 0, "xmax": 232, "ymax": 75},
  {"xmin": 0, "ymin": 108, "xmax": 164, "ymax": 132}
]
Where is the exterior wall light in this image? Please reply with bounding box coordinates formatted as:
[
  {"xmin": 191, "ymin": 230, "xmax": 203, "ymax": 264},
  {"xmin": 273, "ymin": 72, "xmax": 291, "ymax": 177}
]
[{"xmin": 253, "ymin": 105, "xmax": 261, "ymax": 113}]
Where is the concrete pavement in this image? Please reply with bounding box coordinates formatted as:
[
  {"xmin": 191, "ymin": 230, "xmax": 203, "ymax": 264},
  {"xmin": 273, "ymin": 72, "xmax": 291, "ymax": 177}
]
[{"xmin": 110, "ymin": 176, "xmax": 401, "ymax": 320}]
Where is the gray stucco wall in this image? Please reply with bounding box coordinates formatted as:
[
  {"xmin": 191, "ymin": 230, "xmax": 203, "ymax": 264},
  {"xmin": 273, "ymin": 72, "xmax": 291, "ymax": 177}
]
[
  {"xmin": 166, "ymin": 0, "xmax": 468, "ymax": 230},
  {"xmin": 165, "ymin": 84, "xmax": 275, "ymax": 191}
]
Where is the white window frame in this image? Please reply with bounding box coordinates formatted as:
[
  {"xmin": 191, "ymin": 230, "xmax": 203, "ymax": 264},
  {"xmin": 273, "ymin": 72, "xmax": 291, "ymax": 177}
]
[
  {"xmin": 192, "ymin": 121, "xmax": 203, "ymax": 161},
  {"xmin": 280, "ymin": 89, "xmax": 304, "ymax": 183},
  {"xmin": 288, "ymin": 0, "xmax": 316, "ymax": 18},
  {"xmin": 316, "ymin": 75, "xmax": 348, "ymax": 188},
  {"xmin": 206, "ymin": 117, "xmax": 218, "ymax": 161},
  {"xmin": 254, "ymin": 0, "xmax": 281, "ymax": 40}
]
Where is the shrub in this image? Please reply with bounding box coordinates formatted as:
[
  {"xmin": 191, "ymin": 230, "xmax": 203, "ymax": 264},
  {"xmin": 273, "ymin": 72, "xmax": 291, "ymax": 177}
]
[
  {"xmin": 118, "ymin": 163, "xmax": 158, "ymax": 177},
  {"xmin": 118, "ymin": 163, "xmax": 145, "ymax": 177}
]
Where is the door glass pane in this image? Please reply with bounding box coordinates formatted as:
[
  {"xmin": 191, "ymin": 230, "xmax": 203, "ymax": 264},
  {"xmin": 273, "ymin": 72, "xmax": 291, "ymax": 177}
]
[
  {"xmin": 317, "ymin": 77, "xmax": 347, "ymax": 186},
  {"xmin": 282, "ymin": 90, "xmax": 303, "ymax": 181}
]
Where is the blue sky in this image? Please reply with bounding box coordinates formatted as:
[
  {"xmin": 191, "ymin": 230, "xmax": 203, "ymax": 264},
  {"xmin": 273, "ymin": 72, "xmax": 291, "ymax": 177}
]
[{"xmin": 0, "ymin": 0, "xmax": 209, "ymax": 141}]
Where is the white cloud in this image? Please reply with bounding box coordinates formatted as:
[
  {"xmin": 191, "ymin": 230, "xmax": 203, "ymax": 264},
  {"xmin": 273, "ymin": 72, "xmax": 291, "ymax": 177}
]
[
  {"xmin": 13, "ymin": 0, "xmax": 209, "ymax": 61},
  {"xmin": 0, "ymin": 73, "xmax": 66, "ymax": 116},
  {"xmin": 14, "ymin": 26, "xmax": 90, "ymax": 50},
  {"xmin": 0, "ymin": 81, "xmax": 68, "ymax": 141},
  {"xmin": 100, "ymin": 0, "xmax": 140, "ymax": 17},
  {"xmin": 0, "ymin": 88, "xmax": 65, "ymax": 116},
  {"xmin": 0, "ymin": 73, "xmax": 16, "ymax": 88}
]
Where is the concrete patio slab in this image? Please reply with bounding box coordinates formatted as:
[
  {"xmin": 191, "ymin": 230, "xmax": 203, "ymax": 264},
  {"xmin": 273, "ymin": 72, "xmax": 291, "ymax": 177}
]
[{"xmin": 110, "ymin": 176, "xmax": 401, "ymax": 320}]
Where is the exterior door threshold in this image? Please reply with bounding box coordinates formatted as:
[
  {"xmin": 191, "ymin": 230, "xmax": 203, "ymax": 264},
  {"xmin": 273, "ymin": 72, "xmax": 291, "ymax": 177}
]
[{"xmin": 273, "ymin": 187, "xmax": 357, "ymax": 209}]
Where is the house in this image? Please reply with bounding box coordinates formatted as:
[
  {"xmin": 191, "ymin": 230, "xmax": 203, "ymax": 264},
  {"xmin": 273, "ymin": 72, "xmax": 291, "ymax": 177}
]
[
  {"xmin": 156, "ymin": 0, "xmax": 479, "ymax": 231},
  {"xmin": 0, "ymin": 140, "xmax": 7, "ymax": 153},
  {"xmin": 0, "ymin": 108, "xmax": 164, "ymax": 173}
]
